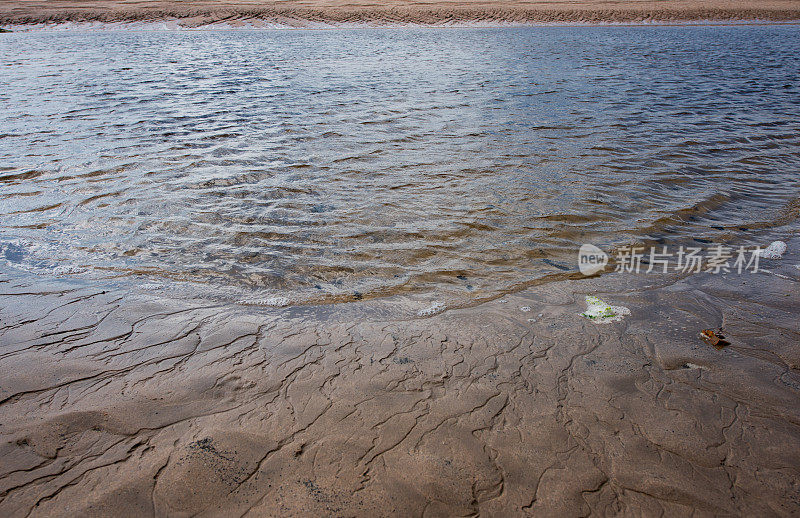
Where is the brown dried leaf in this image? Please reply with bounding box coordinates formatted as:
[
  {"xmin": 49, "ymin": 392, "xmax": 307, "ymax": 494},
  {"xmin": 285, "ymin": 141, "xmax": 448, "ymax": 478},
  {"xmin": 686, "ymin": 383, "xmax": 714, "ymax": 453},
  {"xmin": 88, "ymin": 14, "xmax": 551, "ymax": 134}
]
[{"xmin": 701, "ymin": 328, "xmax": 730, "ymax": 349}]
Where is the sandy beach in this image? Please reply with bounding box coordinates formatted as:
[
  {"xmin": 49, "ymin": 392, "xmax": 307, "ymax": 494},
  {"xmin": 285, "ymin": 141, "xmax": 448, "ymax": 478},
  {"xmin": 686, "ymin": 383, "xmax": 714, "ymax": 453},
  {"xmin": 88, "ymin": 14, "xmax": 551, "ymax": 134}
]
[
  {"xmin": 1, "ymin": 0, "xmax": 800, "ymax": 27},
  {"xmin": 1, "ymin": 17, "xmax": 800, "ymax": 517},
  {"xmin": 1, "ymin": 241, "xmax": 799, "ymax": 516}
]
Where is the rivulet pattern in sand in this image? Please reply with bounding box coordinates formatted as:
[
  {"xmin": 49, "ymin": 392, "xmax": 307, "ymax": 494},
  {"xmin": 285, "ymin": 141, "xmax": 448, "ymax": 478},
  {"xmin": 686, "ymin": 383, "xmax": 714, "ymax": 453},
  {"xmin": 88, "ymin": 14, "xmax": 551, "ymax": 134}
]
[{"xmin": 1, "ymin": 261, "xmax": 799, "ymax": 516}]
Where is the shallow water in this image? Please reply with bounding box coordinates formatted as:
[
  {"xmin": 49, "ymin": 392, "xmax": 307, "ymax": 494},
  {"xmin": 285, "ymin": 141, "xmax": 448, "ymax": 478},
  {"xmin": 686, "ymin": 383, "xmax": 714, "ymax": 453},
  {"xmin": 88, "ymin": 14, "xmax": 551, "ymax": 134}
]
[{"xmin": 1, "ymin": 26, "xmax": 799, "ymax": 307}]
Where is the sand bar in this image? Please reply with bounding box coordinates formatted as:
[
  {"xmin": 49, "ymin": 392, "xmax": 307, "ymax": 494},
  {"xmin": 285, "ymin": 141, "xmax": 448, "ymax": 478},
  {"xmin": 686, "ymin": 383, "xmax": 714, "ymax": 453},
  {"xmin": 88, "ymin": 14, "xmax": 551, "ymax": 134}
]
[{"xmin": 2, "ymin": 0, "xmax": 800, "ymax": 27}]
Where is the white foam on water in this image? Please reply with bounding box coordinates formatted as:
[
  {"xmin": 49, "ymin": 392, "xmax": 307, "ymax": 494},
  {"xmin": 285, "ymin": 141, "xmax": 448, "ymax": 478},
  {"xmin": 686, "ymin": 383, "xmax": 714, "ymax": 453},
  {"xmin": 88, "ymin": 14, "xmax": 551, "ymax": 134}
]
[
  {"xmin": 138, "ymin": 283, "xmax": 165, "ymax": 291},
  {"xmin": 0, "ymin": 239, "xmax": 90, "ymax": 277},
  {"xmin": 580, "ymin": 295, "xmax": 630, "ymax": 324},
  {"xmin": 417, "ymin": 301, "xmax": 445, "ymax": 317},
  {"xmin": 766, "ymin": 271, "xmax": 793, "ymax": 280},
  {"xmin": 237, "ymin": 296, "xmax": 291, "ymax": 307},
  {"xmin": 50, "ymin": 264, "xmax": 88, "ymax": 275},
  {"xmin": 1, "ymin": 238, "xmax": 89, "ymax": 277}
]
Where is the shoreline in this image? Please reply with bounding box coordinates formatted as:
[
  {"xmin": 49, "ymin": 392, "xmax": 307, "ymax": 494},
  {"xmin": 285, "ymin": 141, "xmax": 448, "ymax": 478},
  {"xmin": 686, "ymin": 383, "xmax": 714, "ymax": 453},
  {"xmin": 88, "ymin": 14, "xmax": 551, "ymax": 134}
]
[
  {"xmin": 6, "ymin": 19, "xmax": 800, "ymax": 32},
  {"xmin": 3, "ymin": 4, "xmax": 800, "ymax": 30}
]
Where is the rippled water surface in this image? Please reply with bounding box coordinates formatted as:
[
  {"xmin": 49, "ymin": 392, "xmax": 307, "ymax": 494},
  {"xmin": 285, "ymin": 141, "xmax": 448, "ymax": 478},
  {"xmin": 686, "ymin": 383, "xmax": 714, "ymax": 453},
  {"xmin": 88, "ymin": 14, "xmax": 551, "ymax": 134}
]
[{"xmin": 2, "ymin": 26, "xmax": 800, "ymax": 306}]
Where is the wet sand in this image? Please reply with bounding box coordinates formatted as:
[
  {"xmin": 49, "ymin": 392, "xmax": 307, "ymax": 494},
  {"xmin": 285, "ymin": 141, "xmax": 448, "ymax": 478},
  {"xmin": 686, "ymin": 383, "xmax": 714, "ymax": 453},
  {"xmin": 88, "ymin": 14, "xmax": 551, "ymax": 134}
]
[
  {"xmin": 1, "ymin": 0, "xmax": 800, "ymax": 27},
  {"xmin": 1, "ymin": 239, "xmax": 799, "ymax": 516}
]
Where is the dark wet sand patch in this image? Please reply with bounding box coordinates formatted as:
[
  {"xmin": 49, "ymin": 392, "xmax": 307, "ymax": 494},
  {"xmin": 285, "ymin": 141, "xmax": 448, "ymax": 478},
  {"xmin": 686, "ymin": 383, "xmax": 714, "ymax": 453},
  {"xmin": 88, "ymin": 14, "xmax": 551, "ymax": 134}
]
[{"xmin": 0, "ymin": 252, "xmax": 799, "ymax": 515}]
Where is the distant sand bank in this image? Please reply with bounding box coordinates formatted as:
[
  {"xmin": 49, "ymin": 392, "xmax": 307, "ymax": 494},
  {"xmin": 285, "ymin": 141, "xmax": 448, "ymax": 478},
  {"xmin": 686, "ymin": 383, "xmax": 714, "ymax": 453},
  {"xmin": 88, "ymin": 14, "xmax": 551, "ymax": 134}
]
[{"xmin": 2, "ymin": 0, "xmax": 800, "ymax": 28}]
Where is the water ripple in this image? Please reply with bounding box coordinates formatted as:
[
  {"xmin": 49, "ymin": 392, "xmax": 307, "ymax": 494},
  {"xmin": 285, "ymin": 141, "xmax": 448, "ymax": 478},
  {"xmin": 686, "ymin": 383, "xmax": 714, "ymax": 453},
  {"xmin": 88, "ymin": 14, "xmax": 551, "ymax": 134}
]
[{"xmin": 1, "ymin": 26, "xmax": 799, "ymax": 306}]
